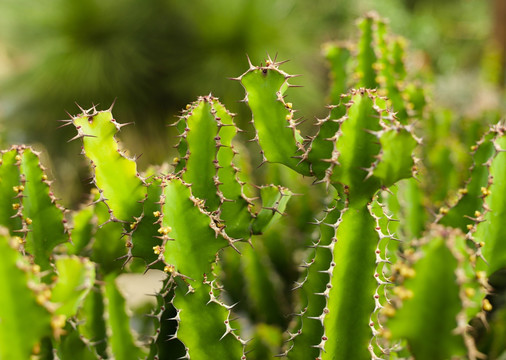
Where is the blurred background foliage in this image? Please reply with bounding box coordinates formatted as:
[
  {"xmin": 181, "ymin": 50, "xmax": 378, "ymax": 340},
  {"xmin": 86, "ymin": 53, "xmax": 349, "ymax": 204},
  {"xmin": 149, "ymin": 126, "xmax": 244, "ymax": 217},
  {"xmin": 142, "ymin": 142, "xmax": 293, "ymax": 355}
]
[{"xmin": 0, "ymin": 0, "xmax": 504, "ymax": 206}]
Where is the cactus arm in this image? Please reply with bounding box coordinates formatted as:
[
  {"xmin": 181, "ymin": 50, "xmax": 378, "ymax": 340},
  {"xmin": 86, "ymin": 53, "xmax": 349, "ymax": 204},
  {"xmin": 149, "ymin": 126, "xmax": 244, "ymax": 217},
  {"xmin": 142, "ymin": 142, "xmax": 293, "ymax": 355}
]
[
  {"xmin": 326, "ymin": 91, "xmax": 382, "ymax": 202},
  {"xmin": 372, "ymin": 125, "xmax": 418, "ymax": 187},
  {"xmin": 103, "ymin": 273, "xmax": 146, "ymax": 359},
  {"xmin": 238, "ymin": 60, "xmax": 311, "ymax": 176},
  {"xmin": 154, "ymin": 175, "xmax": 245, "ymax": 358},
  {"xmin": 177, "ymin": 96, "xmax": 253, "ymax": 239},
  {"xmin": 319, "ymin": 206, "xmax": 379, "ymax": 359},
  {"xmin": 213, "ymin": 99, "xmax": 255, "ymax": 239},
  {"xmin": 304, "ymin": 99, "xmax": 349, "ymax": 180},
  {"xmin": 439, "ymin": 132, "xmax": 495, "ymax": 231},
  {"xmin": 18, "ymin": 146, "xmax": 68, "ymax": 271},
  {"xmin": 324, "ymin": 90, "xmax": 416, "ymax": 204},
  {"xmin": 179, "ymin": 98, "xmax": 221, "ymax": 210},
  {"xmin": 0, "ymin": 228, "xmax": 52, "ymax": 360},
  {"xmin": 172, "ymin": 277, "xmax": 244, "ymax": 359},
  {"xmin": 159, "ymin": 175, "xmax": 235, "ymax": 281},
  {"xmin": 474, "ymin": 124, "xmax": 506, "ymax": 275},
  {"xmin": 70, "ymin": 108, "xmax": 146, "ymax": 222},
  {"xmin": 388, "ymin": 228, "xmax": 469, "ymax": 360},
  {"xmin": 356, "ymin": 14, "xmax": 378, "ymax": 89},
  {"xmin": 0, "ymin": 149, "xmax": 22, "ymax": 232},
  {"xmin": 322, "ymin": 42, "xmax": 352, "ymax": 104},
  {"xmin": 287, "ymin": 205, "xmax": 340, "ymax": 360},
  {"xmin": 374, "ymin": 20, "xmax": 410, "ymax": 124}
]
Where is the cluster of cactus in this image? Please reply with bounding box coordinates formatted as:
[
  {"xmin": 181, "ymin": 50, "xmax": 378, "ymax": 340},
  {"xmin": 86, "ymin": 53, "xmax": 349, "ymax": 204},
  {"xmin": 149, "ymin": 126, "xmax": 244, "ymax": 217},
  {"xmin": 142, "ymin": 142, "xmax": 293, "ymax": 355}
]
[{"xmin": 1, "ymin": 12, "xmax": 505, "ymax": 359}]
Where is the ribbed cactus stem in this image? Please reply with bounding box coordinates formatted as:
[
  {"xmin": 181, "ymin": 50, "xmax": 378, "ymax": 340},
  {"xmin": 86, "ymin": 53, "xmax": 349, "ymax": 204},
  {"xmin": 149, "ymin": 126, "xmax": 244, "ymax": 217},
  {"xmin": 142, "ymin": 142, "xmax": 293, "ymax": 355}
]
[{"xmin": 69, "ymin": 105, "xmax": 146, "ymax": 223}]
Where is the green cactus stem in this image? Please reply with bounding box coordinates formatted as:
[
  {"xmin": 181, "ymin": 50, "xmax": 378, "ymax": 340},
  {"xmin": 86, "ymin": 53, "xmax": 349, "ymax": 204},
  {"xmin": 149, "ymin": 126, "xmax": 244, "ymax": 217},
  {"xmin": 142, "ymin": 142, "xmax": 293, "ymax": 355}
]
[
  {"xmin": 237, "ymin": 58, "xmax": 311, "ymax": 176},
  {"xmin": 387, "ymin": 225, "xmax": 484, "ymax": 360},
  {"xmin": 473, "ymin": 122, "xmax": 506, "ymax": 276},
  {"xmin": 0, "ymin": 146, "xmax": 68, "ymax": 272},
  {"xmin": 68, "ymin": 105, "xmax": 146, "ymax": 223},
  {"xmin": 0, "ymin": 227, "xmax": 52, "ymax": 360}
]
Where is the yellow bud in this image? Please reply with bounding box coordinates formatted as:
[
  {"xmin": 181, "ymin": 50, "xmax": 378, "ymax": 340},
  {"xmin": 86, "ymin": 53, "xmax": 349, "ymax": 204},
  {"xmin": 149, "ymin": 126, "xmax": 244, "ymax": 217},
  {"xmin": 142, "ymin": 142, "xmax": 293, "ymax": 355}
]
[
  {"xmin": 130, "ymin": 222, "xmax": 136, "ymax": 230},
  {"xmin": 173, "ymin": 157, "xmax": 179, "ymax": 164},
  {"xmin": 32, "ymin": 264, "xmax": 41, "ymax": 274},
  {"xmin": 379, "ymin": 328, "xmax": 392, "ymax": 340},
  {"xmin": 286, "ymin": 102, "xmax": 293, "ymax": 109},
  {"xmin": 404, "ymin": 249, "xmax": 415, "ymax": 256},
  {"xmin": 41, "ymin": 174, "xmax": 48, "ymax": 181},
  {"xmin": 13, "ymin": 186, "xmax": 19, "ymax": 193},
  {"xmin": 467, "ymin": 224, "xmax": 474, "ymax": 230},
  {"xmin": 285, "ymin": 114, "xmax": 292, "ymax": 121},
  {"xmin": 458, "ymin": 188, "xmax": 468, "ymax": 195},
  {"xmin": 153, "ymin": 211, "xmax": 161, "ymax": 217},
  {"xmin": 477, "ymin": 271, "xmax": 487, "ymax": 280},
  {"xmin": 36, "ymin": 292, "xmax": 48, "ymax": 305},
  {"xmin": 470, "ymin": 145, "xmax": 478, "ymax": 151},
  {"xmin": 158, "ymin": 226, "xmax": 172, "ymax": 235},
  {"xmin": 12, "ymin": 203, "xmax": 20, "ymax": 210},
  {"xmin": 164, "ymin": 264, "xmax": 175, "ymax": 273},
  {"xmin": 25, "ymin": 218, "xmax": 32, "ymax": 225},
  {"xmin": 483, "ymin": 298, "xmax": 493, "ymax": 312},
  {"xmin": 153, "ymin": 246, "xmax": 161, "ymax": 255},
  {"xmin": 465, "ymin": 287, "xmax": 476, "ymax": 298},
  {"xmin": 400, "ymin": 266, "xmax": 416, "ymax": 278},
  {"xmin": 15, "ymin": 155, "xmax": 22, "ymax": 161},
  {"xmin": 474, "ymin": 211, "xmax": 481, "ymax": 218},
  {"xmin": 186, "ymin": 104, "xmax": 191, "ymax": 110},
  {"xmin": 381, "ymin": 304, "xmax": 396, "ymax": 317},
  {"xmin": 439, "ymin": 207, "xmax": 449, "ymax": 215},
  {"xmin": 51, "ymin": 314, "xmax": 67, "ymax": 330}
]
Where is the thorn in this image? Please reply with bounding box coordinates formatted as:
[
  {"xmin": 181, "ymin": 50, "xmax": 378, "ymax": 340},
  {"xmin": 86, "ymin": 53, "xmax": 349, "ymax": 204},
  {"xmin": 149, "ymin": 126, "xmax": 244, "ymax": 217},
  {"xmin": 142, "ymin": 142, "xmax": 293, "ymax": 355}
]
[
  {"xmin": 108, "ymin": 98, "xmax": 117, "ymax": 112},
  {"xmin": 56, "ymin": 120, "xmax": 74, "ymax": 129},
  {"xmin": 246, "ymin": 54, "xmax": 254, "ymax": 69}
]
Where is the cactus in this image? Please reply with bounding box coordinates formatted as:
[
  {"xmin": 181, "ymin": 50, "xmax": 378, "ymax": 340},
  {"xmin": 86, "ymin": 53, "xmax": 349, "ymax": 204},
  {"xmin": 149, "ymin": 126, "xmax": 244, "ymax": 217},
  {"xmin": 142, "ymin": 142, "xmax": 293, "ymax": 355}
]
[{"xmin": 0, "ymin": 12, "xmax": 506, "ymax": 360}]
